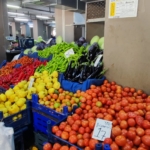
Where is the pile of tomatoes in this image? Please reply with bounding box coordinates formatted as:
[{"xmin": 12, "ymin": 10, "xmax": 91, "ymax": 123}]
[
  {"xmin": 52, "ymin": 80, "xmax": 150, "ymax": 150},
  {"xmin": 43, "ymin": 142, "xmax": 78, "ymax": 150}
]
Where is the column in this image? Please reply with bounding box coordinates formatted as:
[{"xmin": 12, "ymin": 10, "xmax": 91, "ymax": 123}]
[
  {"xmin": 33, "ymin": 20, "xmax": 38, "ymax": 40},
  {"xmin": 11, "ymin": 22, "xmax": 16, "ymax": 37},
  {"xmin": 0, "ymin": 0, "xmax": 9, "ymax": 62}
]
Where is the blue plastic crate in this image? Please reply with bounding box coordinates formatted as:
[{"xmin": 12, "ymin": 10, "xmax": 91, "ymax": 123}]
[
  {"xmin": 34, "ymin": 131, "xmax": 48, "ymax": 150},
  {"xmin": 0, "ymin": 86, "xmax": 6, "ymax": 94},
  {"xmin": 0, "ymin": 101, "xmax": 31, "ymax": 132},
  {"xmin": 32, "ymin": 94, "xmax": 68, "ymax": 135},
  {"xmin": 47, "ymin": 121, "xmax": 111, "ymax": 150}
]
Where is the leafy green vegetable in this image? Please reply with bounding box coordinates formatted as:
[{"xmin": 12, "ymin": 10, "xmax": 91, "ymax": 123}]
[
  {"xmin": 98, "ymin": 37, "xmax": 104, "ymax": 49},
  {"xmin": 56, "ymin": 36, "xmax": 63, "ymax": 44},
  {"xmin": 90, "ymin": 36, "xmax": 100, "ymax": 45}
]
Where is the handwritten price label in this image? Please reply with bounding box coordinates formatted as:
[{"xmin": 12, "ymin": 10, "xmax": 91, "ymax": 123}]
[
  {"xmin": 92, "ymin": 119, "xmax": 112, "ymax": 141},
  {"xmin": 28, "ymin": 78, "xmax": 34, "ymax": 89}
]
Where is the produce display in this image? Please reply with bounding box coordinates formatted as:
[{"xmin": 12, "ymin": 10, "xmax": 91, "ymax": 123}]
[
  {"xmin": 0, "ymin": 59, "xmax": 46, "ymax": 89},
  {"xmin": 36, "ymin": 43, "xmax": 86, "ymax": 73},
  {"xmin": 52, "ymin": 80, "xmax": 150, "ymax": 150}
]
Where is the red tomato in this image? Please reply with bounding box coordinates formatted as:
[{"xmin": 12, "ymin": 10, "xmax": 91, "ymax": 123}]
[
  {"xmin": 55, "ymin": 130, "xmax": 62, "ymax": 137},
  {"xmin": 59, "ymin": 122, "xmax": 67, "ymax": 130},
  {"xmin": 64, "ymin": 125, "xmax": 72, "ymax": 132},
  {"xmin": 145, "ymin": 114, "xmax": 150, "ymax": 121},
  {"xmin": 69, "ymin": 146, "xmax": 77, "ymax": 150},
  {"xmin": 74, "ymin": 120, "xmax": 81, "ymax": 126},
  {"xmin": 142, "ymin": 120, "xmax": 150, "ymax": 129},
  {"xmin": 83, "ymin": 133, "xmax": 90, "ymax": 139},
  {"xmin": 53, "ymin": 143, "xmax": 61, "ymax": 150},
  {"xmin": 112, "ymin": 126, "xmax": 122, "ymax": 137},
  {"xmin": 135, "ymin": 116, "xmax": 144, "ymax": 127},
  {"xmin": 89, "ymin": 120, "xmax": 96, "ymax": 130},
  {"xmin": 61, "ymin": 131, "xmax": 69, "ymax": 140},
  {"xmin": 69, "ymin": 131, "xmax": 77, "ymax": 136},
  {"xmin": 72, "ymin": 124, "xmax": 79, "ymax": 132},
  {"xmin": 142, "ymin": 135, "xmax": 150, "ymax": 146},
  {"xmin": 127, "ymin": 118, "xmax": 136, "ymax": 127},
  {"xmin": 136, "ymin": 127, "xmax": 145, "ymax": 137},
  {"xmin": 84, "ymin": 146, "xmax": 91, "ymax": 150},
  {"xmin": 127, "ymin": 131, "xmax": 136, "ymax": 140},
  {"xmin": 121, "ymin": 129, "xmax": 128, "ymax": 137},
  {"xmin": 120, "ymin": 120, "xmax": 128, "ymax": 129},
  {"xmin": 110, "ymin": 142, "xmax": 119, "ymax": 150},
  {"xmin": 82, "ymin": 120, "xmax": 89, "ymax": 128},
  {"xmin": 119, "ymin": 111, "xmax": 128, "ymax": 120},
  {"xmin": 52, "ymin": 126, "xmax": 59, "ymax": 133},
  {"xmin": 60, "ymin": 146, "xmax": 69, "ymax": 150},
  {"xmin": 69, "ymin": 135, "xmax": 78, "ymax": 144},
  {"xmin": 145, "ymin": 129, "xmax": 150, "ymax": 135},
  {"xmin": 77, "ymin": 139, "xmax": 85, "ymax": 148},
  {"xmin": 115, "ymin": 135, "xmax": 127, "ymax": 147},
  {"xmin": 77, "ymin": 134, "xmax": 83, "ymax": 140},
  {"xmin": 75, "ymin": 108, "xmax": 82, "ymax": 115},
  {"xmin": 133, "ymin": 136, "xmax": 141, "ymax": 146},
  {"xmin": 78, "ymin": 127, "xmax": 85, "ymax": 134},
  {"xmin": 72, "ymin": 114, "xmax": 80, "ymax": 121},
  {"xmin": 83, "ymin": 139, "xmax": 90, "ymax": 147},
  {"xmin": 103, "ymin": 138, "xmax": 113, "ymax": 145},
  {"xmin": 43, "ymin": 143, "xmax": 52, "ymax": 150},
  {"xmin": 122, "ymin": 144, "xmax": 132, "ymax": 150},
  {"xmin": 89, "ymin": 139, "xmax": 99, "ymax": 149}
]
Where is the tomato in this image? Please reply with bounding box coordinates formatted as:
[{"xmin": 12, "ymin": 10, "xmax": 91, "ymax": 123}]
[
  {"xmin": 121, "ymin": 99, "xmax": 128, "ymax": 107},
  {"xmin": 67, "ymin": 118, "xmax": 74, "ymax": 126},
  {"xmin": 85, "ymin": 127, "xmax": 91, "ymax": 133},
  {"xmin": 72, "ymin": 114, "xmax": 80, "ymax": 121},
  {"xmin": 137, "ymin": 90, "xmax": 143, "ymax": 96},
  {"xmin": 133, "ymin": 136, "xmax": 141, "ymax": 146},
  {"xmin": 75, "ymin": 108, "xmax": 83, "ymax": 115},
  {"xmin": 115, "ymin": 135, "xmax": 127, "ymax": 147},
  {"xmin": 83, "ymin": 133, "xmax": 90, "ymax": 139},
  {"xmin": 52, "ymin": 126, "xmax": 59, "ymax": 133},
  {"xmin": 110, "ymin": 142, "xmax": 119, "ymax": 150},
  {"xmin": 84, "ymin": 146, "xmax": 91, "ymax": 150},
  {"xmin": 127, "ymin": 118, "xmax": 136, "ymax": 127},
  {"xmin": 89, "ymin": 120, "xmax": 96, "ymax": 130},
  {"xmin": 97, "ymin": 113, "xmax": 104, "ymax": 119},
  {"xmin": 142, "ymin": 120, "xmax": 150, "ymax": 129},
  {"xmin": 53, "ymin": 143, "xmax": 61, "ymax": 150},
  {"xmin": 77, "ymin": 134, "xmax": 83, "ymax": 139},
  {"xmin": 74, "ymin": 120, "xmax": 81, "ymax": 126},
  {"xmin": 112, "ymin": 126, "xmax": 122, "ymax": 137},
  {"xmin": 77, "ymin": 139, "xmax": 85, "ymax": 147},
  {"xmin": 127, "ymin": 131, "xmax": 136, "ymax": 140},
  {"xmin": 145, "ymin": 129, "xmax": 150, "ymax": 135},
  {"xmin": 69, "ymin": 135, "xmax": 78, "ymax": 144},
  {"xmin": 64, "ymin": 125, "xmax": 72, "ymax": 132},
  {"xmin": 72, "ymin": 124, "xmax": 79, "ymax": 132},
  {"xmin": 121, "ymin": 129, "xmax": 128, "ymax": 137},
  {"xmin": 142, "ymin": 135, "xmax": 150, "ymax": 146},
  {"xmin": 69, "ymin": 146, "xmax": 77, "ymax": 150},
  {"xmin": 145, "ymin": 114, "xmax": 150, "ymax": 121},
  {"xmin": 104, "ymin": 114, "xmax": 113, "ymax": 121},
  {"xmin": 55, "ymin": 130, "xmax": 62, "ymax": 137},
  {"xmin": 119, "ymin": 111, "xmax": 128, "ymax": 120},
  {"xmin": 69, "ymin": 131, "xmax": 77, "ymax": 136},
  {"xmin": 103, "ymin": 138, "xmax": 113, "ymax": 145},
  {"xmin": 120, "ymin": 120, "xmax": 128, "ymax": 129},
  {"xmin": 60, "ymin": 146, "xmax": 69, "ymax": 150},
  {"xmin": 122, "ymin": 144, "xmax": 132, "ymax": 150},
  {"xmin": 83, "ymin": 139, "xmax": 90, "ymax": 147},
  {"xmin": 43, "ymin": 143, "xmax": 52, "ymax": 150},
  {"xmin": 59, "ymin": 122, "xmax": 67, "ymax": 130},
  {"xmin": 136, "ymin": 127, "xmax": 145, "ymax": 137},
  {"xmin": 78, "ymin": 127, "xmax": 85, "ymax": 134},
  {"xmin": 89, "ymin": 139, "xmax": 99, "ymax": 149},
  {"xmin": 61, "ymin": 131, "xmax": 69, "ymax": 140},
  {"xmin": 136, "ymin": 116, "xmax": 144, "ymax": 127}
]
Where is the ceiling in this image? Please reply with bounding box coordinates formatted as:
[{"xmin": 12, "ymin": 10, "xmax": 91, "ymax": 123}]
[{"xmin": 7, "ymin": 0, "xmax": 55, "ymax": 23}]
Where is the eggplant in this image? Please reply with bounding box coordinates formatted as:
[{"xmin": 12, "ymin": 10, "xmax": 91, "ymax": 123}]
[{"xmin": 64, "ymin": 61, "xmax": 73, "ymax": 79}]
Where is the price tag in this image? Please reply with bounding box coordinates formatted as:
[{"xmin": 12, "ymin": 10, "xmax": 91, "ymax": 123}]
[
  {"xmin": 28, "ymin": 78, "xmax": 34, "ymax": 89},
  {"xmin": 92, "ymin": 119, "xmax": 112, "ymax": 141},
  {"xmin": 64, "ymin": 48, "xmax": 74, "ymax": 58},
  {"xmin": 5, "ymin": 36, "xmax": 15, "ymax": 41},
  {"xmin": 94, "ymin": 54, "xmax": 103, "ymax": 67}
]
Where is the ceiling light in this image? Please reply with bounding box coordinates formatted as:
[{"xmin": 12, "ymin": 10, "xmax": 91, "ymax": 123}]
[
  {"xmin": 8, "ymin": 12, "xmax": 25, "ymax": 16},
  {"xmin": 7, "ymin": 4, "xmax": 21, "ymax": 9},
  {"xmin": 49, "ymin": 3, "xmax": 57, "ymax": 6},
  {"xmin": 15, "ymin": 18, "xmax": 29, "ymax": 21},
  {"xmin": 36, "ymin": 15, "xmax": 49, "ymax": 19}
]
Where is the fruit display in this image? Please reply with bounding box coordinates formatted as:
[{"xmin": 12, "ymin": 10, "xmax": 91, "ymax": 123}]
[
  {"xmin": 43, "ymin": 142, "xmax": 78, "ymax": 150},
  {"xmin": 52, "ymin": 80, "xmax": 150, "ymax": 150}
]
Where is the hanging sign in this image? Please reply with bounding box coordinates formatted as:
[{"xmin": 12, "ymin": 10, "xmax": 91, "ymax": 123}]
[
  {"xmin": 109, "ymin": 0, "xmax": 139, "ymax": 18},
  {"xmin": 92, "ymin": 119, "xmax": 112, "ymax": 141}
]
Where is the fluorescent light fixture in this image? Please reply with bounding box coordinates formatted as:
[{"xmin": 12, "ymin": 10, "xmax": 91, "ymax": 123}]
[
  {"xmin": 8, "ymin": 12, "xmax": 25, "ymax": 16},
  {"xmin": 49, "ymin": 3, "xmax": 57, "ymax": 6},
  {"xmin": 15, "ymin": 18, "xmax": 29, "ymax": 21},
  {"xmin": 7, "ymin": 4, "xmax": 21, "ymax": 9},
  {"xmin": 36, "ymin": 15, "xmax": 49, "ymax": 19},
  {"xmin": 52, "ymin": 21, "xmax": 56, "ymax": 23}
]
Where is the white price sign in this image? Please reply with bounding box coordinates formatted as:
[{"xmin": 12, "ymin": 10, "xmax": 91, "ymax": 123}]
[
  {"xmin": 92, "ymin": 119, "xmax": 112, "ymax": 141},
  {"xmin": 94, "ymin": 54, "xmax": 103, "ymax": 67},
  {"xmin": 28, "ymin": 78, "xmax": 34, "ymax": 89},
  {"xmin": 64, "ymin": 48, "xmax": 74, "ymax": 58}
]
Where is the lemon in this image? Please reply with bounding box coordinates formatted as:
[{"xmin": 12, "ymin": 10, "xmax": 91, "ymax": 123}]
[
  {"xmin": 51, "ymin": 71, "xmax": 58, "ymax": 78},
  {"xmin": 52, "ymin": 77, "xmax": 58, "ymax": 83},
  {"xmin": 20, "ymin": 104, "xmax": 26, "ymax": 110},
  {"xmin": 53, "ymin": 82, "xmax": 61, "ymax": 90},
  {"xmin": 0, "ymin": 94, "xmax": 7, "ymax": 102},
  {"xmin": 4, "ymin": 113, "xmax": 9, "ymax": 118},
  {"xmin": 48, "ymin": 88, "xmax": 55, "ymax": 94}
]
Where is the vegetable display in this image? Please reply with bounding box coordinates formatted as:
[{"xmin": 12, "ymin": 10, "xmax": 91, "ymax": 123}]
[
  {"xmin": 0, "ymin": 56, "xmax": 33, "ymax": 77},
  {"xmin": 52, "ymin": 80, "xmax": 150, "ymax": 150},
  {"xmin": 36, "ymin": 43, "xmax": 87, "ymax": 74}
]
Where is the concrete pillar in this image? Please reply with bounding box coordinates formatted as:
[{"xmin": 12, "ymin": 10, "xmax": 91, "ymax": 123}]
[
  {"xmin": 55, "ymin": 9, "xmax": 74, "ymax": 42},
  {"xmin": 15, "ymin": 22, "xmax": 21, "ymax": 36},
  {"xmin": 33, "ymin": 20, "xmax": 38, "ymax": 40},
  {"xmin": 11, "ymin": 22, "xmax": 16, "ymax": 37},
  {"xmin": 0, "ymin": 0, "xmax": 9, "ymax": 62},
  {"xmin": 21, "ymin": 25, "xmax": 26, "ymax": 35}
]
